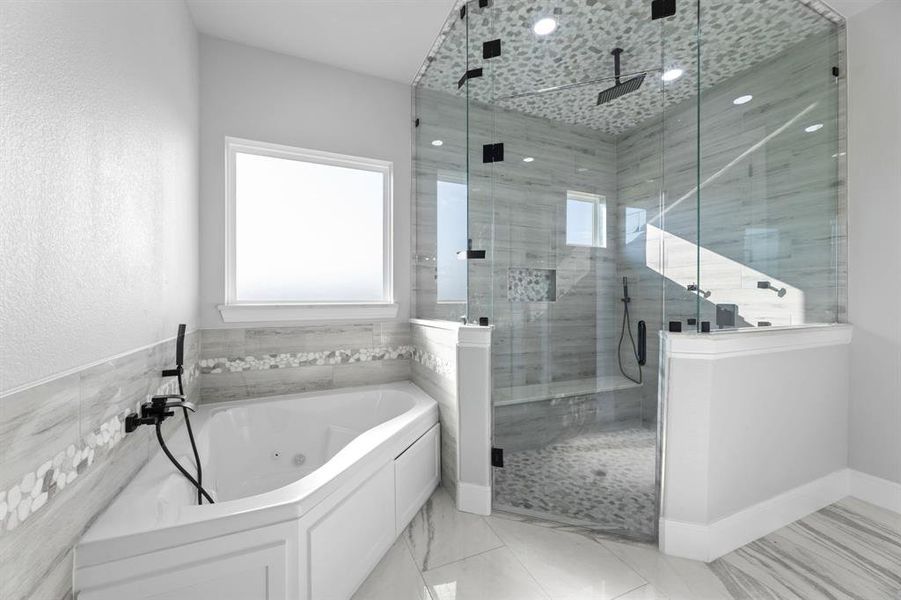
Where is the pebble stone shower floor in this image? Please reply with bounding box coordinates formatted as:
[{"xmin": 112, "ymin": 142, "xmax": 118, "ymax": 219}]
[{"xmin": 493, "ymin": 426, "xmax": 657, "ymax": 539}]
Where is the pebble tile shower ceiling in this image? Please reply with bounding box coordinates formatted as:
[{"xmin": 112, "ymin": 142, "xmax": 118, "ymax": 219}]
[{"xmin": 413, "ymin": 0, "xmax": 844, "ymax": 539}]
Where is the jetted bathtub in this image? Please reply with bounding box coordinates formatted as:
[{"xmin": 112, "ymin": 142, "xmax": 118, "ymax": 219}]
[{"xmin": 74, "ymin": 382, "xmax": 440, "ymax": 600}]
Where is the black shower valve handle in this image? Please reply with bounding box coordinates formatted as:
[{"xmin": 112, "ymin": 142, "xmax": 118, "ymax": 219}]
[{"xmin": 162, "ymin": 365, "xmax": 184, "ymax": 378}]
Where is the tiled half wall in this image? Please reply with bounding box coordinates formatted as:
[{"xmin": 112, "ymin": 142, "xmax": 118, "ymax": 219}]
[
  {"xmin": 410, "ymin": 319, "xmax": 493, "ymax": 515},
  {"xmin": 0, "ymin": 332, "xmax": 200, "ymax": 600}
]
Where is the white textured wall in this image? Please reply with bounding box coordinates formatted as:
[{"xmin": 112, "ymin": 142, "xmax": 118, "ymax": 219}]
[
  {"xmin": 0, "ymin": 0, "xmax": 200, "ymax": 392},
  {"xmin": 847, "ymin": 0, "xmax": 901, "ymax": 485},
  {"xmin": 198, "ymin": 36, "xmax": 412, "ymax": 328}
]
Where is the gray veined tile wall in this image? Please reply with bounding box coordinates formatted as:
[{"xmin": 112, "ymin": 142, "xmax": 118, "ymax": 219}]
[
  {"xmin": 0, "ymin": 332, "xmax": 200, "ymax": 600},
  {"xmin": 414, "ymin": 87, "xmax": 629, "ymax": 393},
  {"xmin": 198, "ymin": 322, "xmax": 413, "ymax": 403},
  {"xmin": 410, "ymin": 321, "xmax": 460, "ymax": 500},
  {"xmin": 616, "ymin": 28, "xmax": 846, "ymax": 419}
]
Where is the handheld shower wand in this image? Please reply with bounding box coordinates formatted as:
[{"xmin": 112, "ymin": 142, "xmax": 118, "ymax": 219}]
[
  {"xmin": 125, "ymin": 324, "xmax": 214, "ymax": 505},
  {"xmin": 618, "ymin": 277, "xmax": 646, "ymax": 385}
]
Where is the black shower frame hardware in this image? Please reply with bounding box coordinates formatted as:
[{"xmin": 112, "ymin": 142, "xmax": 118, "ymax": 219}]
[
  {"xmin": 483, "ymin": 39, "xmax": 502, "ymax": 59},
  {"xmin": 491, "ymin": 447, "xmax": 504, "ymax": 468},
  {"xmin": 651, "ymin": 0, "xmax": 676, "ymax": 20},
  {"xmin": 457, "ymin": 238, "xmax": 486, "ymax": 260},
  {"xmin": 457, "ymin": 67, "xmax": 483, "ymax": 89},
  {"xmin": 482, "ymin": 142, "xmax": 504, "ymax": 163}
]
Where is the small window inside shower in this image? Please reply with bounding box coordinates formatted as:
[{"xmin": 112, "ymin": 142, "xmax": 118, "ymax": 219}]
[
  {"xmin": 566, "ymin": 191, "xmax": 606, "ymax": 248},
  {"xmin": 436, "ymin": 178, "xmax": 467, "ymax": 303}
]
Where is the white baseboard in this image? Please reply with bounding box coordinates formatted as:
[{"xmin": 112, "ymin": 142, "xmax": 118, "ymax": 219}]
[
  {"xmin": 850, "ymin": 469, "xmax": 901, "ymax": 513},
  {"xmin": 457, "ymin": 482, "xmax": 491, "ymax": 516},
  {"xmin": 660, "ymin": 469, "xmax": 851, "ymax": 562}
]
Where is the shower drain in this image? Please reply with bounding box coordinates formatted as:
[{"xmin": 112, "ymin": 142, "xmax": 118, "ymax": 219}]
[{"xmin": 293, "ymin": 454, "xmax": 306, "ymax": 466}]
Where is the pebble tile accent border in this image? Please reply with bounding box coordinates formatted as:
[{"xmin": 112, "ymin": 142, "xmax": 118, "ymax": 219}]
[
  {"xmin": 200, "ymin": 345, "xmax": 415, "ymax": 374},
  {"xmin": 412, "ymin": 347, "xmax": 454, "ymax": 378},
  {"xmin": 0, "ymin": 366, "xmax": 197, "ymax": 536}
]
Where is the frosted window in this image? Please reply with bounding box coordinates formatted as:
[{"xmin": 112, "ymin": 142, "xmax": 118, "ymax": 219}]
[
  {"xmin": 437, "ymin": 180, "xmax": 467, "ymax": 303},
  {"xmin": 234, "ymin": 152, "xmax": 387, "ymax": 302},
  {"xmin": 566, "ymin": 191, "xmax": 606, "ymax": 248}
]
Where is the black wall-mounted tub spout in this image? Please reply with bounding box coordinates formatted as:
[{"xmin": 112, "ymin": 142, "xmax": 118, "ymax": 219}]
[{"xmin": 124, "ymin": 324, "xmax": 214, "ymax": 505}]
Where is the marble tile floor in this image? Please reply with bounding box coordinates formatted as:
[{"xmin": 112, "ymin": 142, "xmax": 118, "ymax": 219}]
[
  {"xmin": 353, "ymin": 487, "xmax": 901, "ymax": 600},
  {"xmin": 493, "ymin": 426, "xmax": 657, "ymax": 539}
]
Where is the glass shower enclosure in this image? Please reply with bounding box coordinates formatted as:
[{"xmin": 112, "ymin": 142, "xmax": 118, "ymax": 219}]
[{"xmin": 413, "ymin": 0, "xmax": 844, "ymax": 541}]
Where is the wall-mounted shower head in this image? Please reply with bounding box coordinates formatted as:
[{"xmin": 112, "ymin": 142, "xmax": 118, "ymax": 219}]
[{"xmin": 597, "ymin": 48, "xmax": 645, "ymax": 105}]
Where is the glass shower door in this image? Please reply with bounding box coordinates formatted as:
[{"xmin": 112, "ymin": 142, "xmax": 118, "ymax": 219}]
[{"xmin": 462, "ymin": 0, "xmax": 697, "ymax": 540}]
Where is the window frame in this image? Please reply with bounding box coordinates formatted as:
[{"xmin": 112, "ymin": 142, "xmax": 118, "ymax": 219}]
[
  {"xmin": 566, "ymin": 190, "xmax": 607, "ymax": 249},
  {"xmin": 220, "ymin": 137, "xmax": 396, "ymax": 323}
]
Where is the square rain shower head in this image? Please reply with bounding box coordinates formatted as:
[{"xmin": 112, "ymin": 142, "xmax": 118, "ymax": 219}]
[{"xmin": 596, "ymin": 73, "xmax": 646, "ymax": 105}]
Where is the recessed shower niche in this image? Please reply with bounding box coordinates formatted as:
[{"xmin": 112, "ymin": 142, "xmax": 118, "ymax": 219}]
[{"xmin": 413, "ymin": 0, "xmax": 845, "ymax": 540}]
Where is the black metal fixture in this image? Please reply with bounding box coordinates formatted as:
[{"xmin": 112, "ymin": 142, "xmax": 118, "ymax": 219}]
[
  {"xmin": 668, "ymin": 321, "xmax": 683, "ymax": 333},
  {"xmin": 457, "ymin": 239, "xmax": 486, "ymax": 260},
  {"xmin": 491, "ymin": 447, "xmax": 504, "ymax": 468},
  {"xmin": 457, "ymin": 67, "xmax": 483, "ymax": 89},
  {"xmin": 125, "ymin": 324, "xmax": 214, "ymax": 505},
  {"xmin": 482, "ymin": 142, "xmax": 505, "ymax": 163},
  {"xmin": 687, "ymin": 282, "xmax": 712, "ymax": 298},
  {"xmin": 483, "ymin": 38, "xmax": 502, "ymax": 59},
  {"xmin": 597, "ymin": 48, "xmax": 645, "ymax": 105},
  {"xmin": 757, "ymin": 280, "xmax": 787, "ymax": 297},
  {"xmin": 651, "ymin": 0, "xmax": 676, "ymax": 20},
  {"xmin": 618, "ymin": 277, "xmax": 645, "ymax": 383}
]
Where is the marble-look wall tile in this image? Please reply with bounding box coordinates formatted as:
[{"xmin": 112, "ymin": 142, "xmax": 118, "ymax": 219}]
[
  {"xmin": 410, "ymin": 322, "xmax": 460, "ymax": 499},
  {"xmin": 0, "ymin": 332, "xmax": 200, "ymax": 600},
  {"xmin": 494, "ymin": 388, "xmax": 644, "ymax": 454},
  {"xmin": 198, "ymin": 322, "xmax": 413, "ymax": 403}
]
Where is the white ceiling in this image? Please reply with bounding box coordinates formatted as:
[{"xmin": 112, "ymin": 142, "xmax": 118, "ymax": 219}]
[{"xmin": 185, "ymin": 0, "xmax": 459, "ymax": 84}]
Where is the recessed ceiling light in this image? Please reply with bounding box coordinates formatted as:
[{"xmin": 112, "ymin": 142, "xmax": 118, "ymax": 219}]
[
  {"xmin": 533, "ymin": 17, "xmax": 557, "ymax": 36},
  {"xmin": 662, "ymin": 68, "xmax": 683, "ymax": 82},
  {"xmin": 523, "ymin": 157, "xmax": 535, "ymax": 163},
  {"xmin": 804, "ymin": 123, "xmax": 823, "ymax": 133},
  {"xmin": 431, "ymin": 139, "xmax": 444, "ymax": 146},
  {"xmin": 733, "ymin": 94, "xmax": 753, "ymax": 105}
]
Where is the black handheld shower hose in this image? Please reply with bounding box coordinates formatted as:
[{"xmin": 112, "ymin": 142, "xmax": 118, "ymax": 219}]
[
  {"xmin": 618, "ymin": 277, "xmax": 645, "ymax": 385},
  {"xmin": 164, "ymin": 324, "xmax": 214, "ymax": 505}
]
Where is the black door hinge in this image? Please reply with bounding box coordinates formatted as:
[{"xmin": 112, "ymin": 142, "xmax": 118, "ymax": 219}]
[
  {"xmin": 414, "ymin": 118, "xmax": 420, "ymax": 128},
  {"xmin": 651, "ymin": 0, "xmax": 676, "ymax": 20},
  {"xmin": 458, "ymin": 67, "xmax": 484, "ymax": 89},
  {"xmin": 492, "ymin": 447, "xmax": 504, "ymax": 468},
  {"xmin": 482, "ymin": 142, "xmax": 504, "ymax": 163},
  {"xmin": 832, "ymin": 66, "xmax": 840, "ymax": 77},
  {"xmin": 483, "ymin": 39, "xmax": 502, "ymax": 60},
  {"xmin": 457, "ymin": 238, "xmax": 486, "ymax": 260}
]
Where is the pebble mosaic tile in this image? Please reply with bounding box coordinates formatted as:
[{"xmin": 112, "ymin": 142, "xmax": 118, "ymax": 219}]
[
  {"xmin": 507, "ymin": 268, "xmax": 557, "ymax": 302},
  {"xmin": 494, "ymin": 426, "xmax": 657, "ymax": 539},
  {"xmin": 0, "ymin": 365, "xmax": 198, "ymax": 536},
  {"xmin": 415, "ymin": 0, "xmax": 837, "ymax": 136},
  {"xmin": 200, "ymin": 345, "xmax": 415, "ymax": 374}
]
